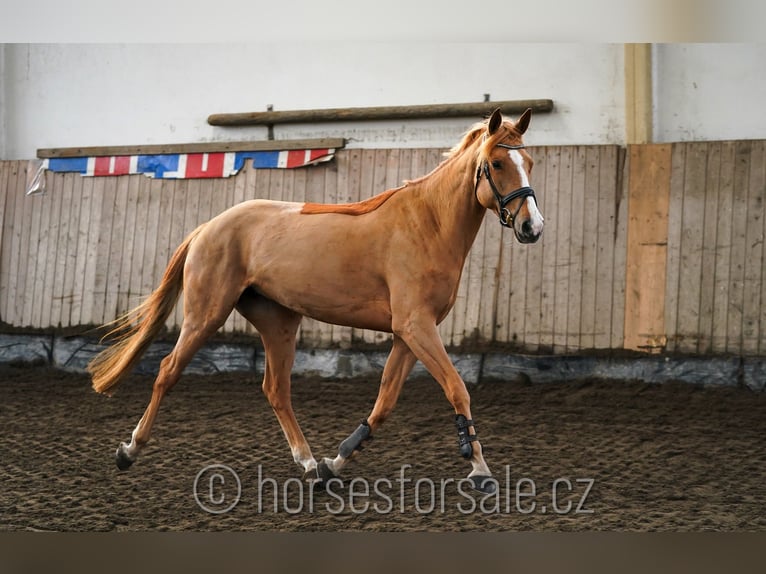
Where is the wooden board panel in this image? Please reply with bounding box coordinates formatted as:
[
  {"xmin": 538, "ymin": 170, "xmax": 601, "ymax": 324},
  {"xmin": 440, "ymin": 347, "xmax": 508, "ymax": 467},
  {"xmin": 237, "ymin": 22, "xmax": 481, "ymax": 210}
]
[
  {"xmin": 22, "ymin": 171, "xmax": 43, "ymax": 327},
  {"xmin": 538, "ymin": 146, "xmax": 560, "ymax": 350},
  {"xmin": 278, "ymin": 166, "xmax": 293, "ymax": 202},
  {"xmin": 578, "ymin": 147, "xmax": 601, "ymax": 349},
  {"xmin": 68, "ymin": 176, "xmax": 94, "ymax": 327},
  {"xmin": 117, "ymin": 176, "xmax": 142, "ymax": 320},
  {"xmin": 151, "ymin": 178, "xmax": 176, "ymax": 330},
  {"xmin": 80, "ymin": 176, "xmax": 105, "ymax": 327},
  {"xmin": 91, "ymin": 177, "xmax": 118, "ymax": 326},
  {"xmin": 726, "ymin": 141, "xmax": 751, "ymax": 353},
  {"xmin": 492, "ymin": 212, "xmax": 513, "ymax": 345},
  {"xmin": 22, "ymin": 170, "xmax": 45, "ymax": 326},
  {"xmin": 460, "ymin": 219, "xmax": 484, "ymax": 347},
  {"xmin": 594, "ymin": 146, "xmax": 621, "ymax": 349},
  {"xmin": 9, "ymin": 163, "xmax": 28, "ymax": 324},
  {"xmin": 552, "ymin": 146, "xmax": 573, "ymax": 352},
  {"xmin": 521, "ymin": 147, "xmax": 548, "ymax": 351},
  {"xmin": 123, "ymin": 175, "xmax": 151, "ymax": 323},
  {"xmin": 743, "ymin": 140, "xmax": 765, "ymax": 353},
  {"xmin": 503, "ymin": 198, "xmax": 529, "ymax": 349},
  {"xmin": 1, "ymin": 163, "xmax": 22, "ymax": 324},
  {"xmin": 624, "ymin": 144, "xmax": 671, "ymax": 351},
  {"xmin": 666, "ymin": 144, "xmax": 687, "ymax": 350},
  {"xmin": 13, "ymin": 165, "xmax": 37, "ymax": 326},
  {"xmin": 610, "ymin": 147, "xmax": 629, "ymax": 350},
  {"xmin": 117, "ymin": 176, "xmax": 138, "ymax": 316},
  {"xmin": 697, "ymin": 142, "xmax": 722, "ymax": 353},
  {"xmin": 253, "ymin": 163, "xmax": 272, "ymax": 201},
  {"xmin": 0, "ymin": 162, "xmax": 11, "ymax": 323},
  {"xmin": 100, "ymin": 175, "xmax": 131, "ymax": 326},
  {"xmin": 709, "ymin": 143, "xmax": 736, "ymax": 353},
  {"xmin": 478, "ymin": 208, "xmax": 503, "ymax": 346},
  {"xmin": 757, "ymin": 143, "xmax": 766, "ymax": 354},
  {"xmin": 566, "ymin": 147, "xmax": 587, "ymax": 351},
  {"xmin": 676, "ymin": 143, "xmax": 708, "ymax": 353},
  {"xmin": 47, "ymin": 173, "xmax": 75, "ymax": 327},
  {"xmin": 61, "ymin": 173, "xmax": 86, "ymax": 327}
]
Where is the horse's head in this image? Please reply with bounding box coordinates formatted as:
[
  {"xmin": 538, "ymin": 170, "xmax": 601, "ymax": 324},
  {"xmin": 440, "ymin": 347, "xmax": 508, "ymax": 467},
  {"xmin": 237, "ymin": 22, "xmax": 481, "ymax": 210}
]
[{"xmin": 474, "ymin": 108, "xmax": 544, "ymax": 243}]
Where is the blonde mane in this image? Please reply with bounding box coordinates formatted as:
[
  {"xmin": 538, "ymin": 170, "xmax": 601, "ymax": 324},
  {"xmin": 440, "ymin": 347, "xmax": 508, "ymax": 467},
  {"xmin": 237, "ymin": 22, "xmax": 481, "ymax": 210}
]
[{"xmin": 299, "ymin": 117, "xmax": 520, "ymax": 216}]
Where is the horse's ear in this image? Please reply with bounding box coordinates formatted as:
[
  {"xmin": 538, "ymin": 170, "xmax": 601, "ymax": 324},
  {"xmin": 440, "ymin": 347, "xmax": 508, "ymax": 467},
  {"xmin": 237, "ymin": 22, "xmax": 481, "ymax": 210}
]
[
  {"xmin": 515, "ymin": 108, "xmax": 532, "ymax": 135},
  {"xmin": 487, "ymin": 108, "xmax": 503, "ymax": 135}
]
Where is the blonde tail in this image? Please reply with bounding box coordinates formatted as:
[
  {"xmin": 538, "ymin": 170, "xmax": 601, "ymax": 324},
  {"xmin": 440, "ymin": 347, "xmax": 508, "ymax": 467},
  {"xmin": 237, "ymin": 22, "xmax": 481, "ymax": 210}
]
[{"xmin": 88, "ymin": 225, "xmax": 205, "ymax": 395}]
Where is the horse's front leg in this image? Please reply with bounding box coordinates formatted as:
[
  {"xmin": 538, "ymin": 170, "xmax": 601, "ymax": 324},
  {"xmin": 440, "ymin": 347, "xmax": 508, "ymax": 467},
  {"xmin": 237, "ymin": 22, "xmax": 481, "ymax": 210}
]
[
  {"xmin": 317, "ymin": 336, "xmax": 416, "ymax": 481},
  {"xmin": 393, "ymin": 313, "xmax": 496, "ymax": 494}
]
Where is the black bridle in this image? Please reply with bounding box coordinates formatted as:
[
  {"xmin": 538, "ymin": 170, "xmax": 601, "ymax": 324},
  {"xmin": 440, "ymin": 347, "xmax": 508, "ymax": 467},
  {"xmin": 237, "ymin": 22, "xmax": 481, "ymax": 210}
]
[{"xmin": 474, "ymin": 143, "xmax": 537, "ymax": 229}]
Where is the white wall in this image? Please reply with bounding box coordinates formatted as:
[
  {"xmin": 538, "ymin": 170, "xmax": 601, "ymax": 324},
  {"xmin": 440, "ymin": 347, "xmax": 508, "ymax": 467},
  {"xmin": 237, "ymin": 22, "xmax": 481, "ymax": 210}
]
[
  {"xmin": 1, "ymin": 43, "xmax": 625, "ymax": 159},
  {"xmin": 2, "ymin": 43, "xmax": 765, "ymax": 160},
  {"xmin": 654, "ymin": 43, "xmax": 766, "ymax": 142},
  {"xmin": 0, "ymin": 44, "xmax": 6, "ymax": 160}
]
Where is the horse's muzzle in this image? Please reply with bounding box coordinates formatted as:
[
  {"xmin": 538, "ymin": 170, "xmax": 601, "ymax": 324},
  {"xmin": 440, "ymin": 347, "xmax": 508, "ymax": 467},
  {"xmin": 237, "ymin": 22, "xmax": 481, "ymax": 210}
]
[{"xmin": 514, "ymin": 218, "xmax": 543, "ymax": 244}]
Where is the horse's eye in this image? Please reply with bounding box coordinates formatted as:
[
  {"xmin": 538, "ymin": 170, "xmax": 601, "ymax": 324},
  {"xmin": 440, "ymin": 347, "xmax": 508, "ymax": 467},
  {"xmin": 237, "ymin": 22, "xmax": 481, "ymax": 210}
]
[{"xmin": 491, "ymin": 160, "xmax": 502, "ymax": 169}]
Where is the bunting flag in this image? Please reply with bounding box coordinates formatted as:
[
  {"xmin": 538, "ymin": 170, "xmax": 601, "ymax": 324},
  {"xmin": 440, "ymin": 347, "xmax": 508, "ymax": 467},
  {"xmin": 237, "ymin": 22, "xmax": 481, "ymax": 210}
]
[{"xmin": 40, "ymin": 148, "xmax": 336, "ymax": 179}]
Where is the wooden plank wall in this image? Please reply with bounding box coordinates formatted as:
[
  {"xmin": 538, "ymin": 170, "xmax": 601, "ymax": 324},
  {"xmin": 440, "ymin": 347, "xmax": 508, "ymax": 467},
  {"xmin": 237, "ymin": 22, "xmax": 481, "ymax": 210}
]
[
  {"xmin": 663, "ymin": 140, "xmax": 766, "ymax": 354},
  {"xmin": 1, "ymin": 140, "xmax": 763, "ymax": 356}
]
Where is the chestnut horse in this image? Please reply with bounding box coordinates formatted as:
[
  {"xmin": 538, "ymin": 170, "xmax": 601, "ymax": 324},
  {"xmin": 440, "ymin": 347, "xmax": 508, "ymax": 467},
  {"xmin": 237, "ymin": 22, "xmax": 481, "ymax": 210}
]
[{"xmin": 88, "ymin": 108, "xmax": 544, "ymax": 493}]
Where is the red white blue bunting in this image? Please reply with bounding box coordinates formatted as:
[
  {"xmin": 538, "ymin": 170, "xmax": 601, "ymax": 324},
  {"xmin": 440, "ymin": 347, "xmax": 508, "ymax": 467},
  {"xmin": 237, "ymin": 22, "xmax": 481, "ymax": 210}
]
[{"xmin": 41, "ymin": 148, "xmax": 335, "ymax": 179}]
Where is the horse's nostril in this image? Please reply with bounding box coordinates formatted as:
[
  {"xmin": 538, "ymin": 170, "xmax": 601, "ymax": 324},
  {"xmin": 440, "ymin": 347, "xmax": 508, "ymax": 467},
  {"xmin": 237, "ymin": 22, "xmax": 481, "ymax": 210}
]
[{"xmin": 521, "ymin": 220, "xmax": 532, "ymax": 234}]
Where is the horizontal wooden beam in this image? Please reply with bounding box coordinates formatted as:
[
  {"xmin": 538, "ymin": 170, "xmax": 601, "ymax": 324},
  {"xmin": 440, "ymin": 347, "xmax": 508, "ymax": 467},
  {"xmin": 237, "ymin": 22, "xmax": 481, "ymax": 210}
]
[
  {"xmin": 37, "ymin": 137, "xmax": 346, "ymax": 159},
  {"xmin": 207, "ymin": 99, "xmax": 554, "ymax": 127}
]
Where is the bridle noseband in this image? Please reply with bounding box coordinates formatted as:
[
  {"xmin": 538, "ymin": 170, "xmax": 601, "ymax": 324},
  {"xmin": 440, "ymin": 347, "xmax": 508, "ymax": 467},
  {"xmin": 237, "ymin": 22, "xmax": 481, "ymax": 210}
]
[{"xmin": 475, "ymin": 143, "xmax": 537, "ymax": 229}]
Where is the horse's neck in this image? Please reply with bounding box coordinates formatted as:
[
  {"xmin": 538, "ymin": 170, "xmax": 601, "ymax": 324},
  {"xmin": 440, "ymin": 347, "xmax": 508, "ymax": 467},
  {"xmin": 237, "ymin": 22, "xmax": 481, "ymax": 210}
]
[{"xmin": 414, "ymin": 151, "xmax": 486, "ymax": 258}]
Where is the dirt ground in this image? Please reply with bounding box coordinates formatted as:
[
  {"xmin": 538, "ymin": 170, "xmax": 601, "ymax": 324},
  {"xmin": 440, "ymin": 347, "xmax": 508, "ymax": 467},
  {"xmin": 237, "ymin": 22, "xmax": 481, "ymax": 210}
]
[{"xmin": 1, "ymin": 363, "xmax": 764, "ymax": 532}]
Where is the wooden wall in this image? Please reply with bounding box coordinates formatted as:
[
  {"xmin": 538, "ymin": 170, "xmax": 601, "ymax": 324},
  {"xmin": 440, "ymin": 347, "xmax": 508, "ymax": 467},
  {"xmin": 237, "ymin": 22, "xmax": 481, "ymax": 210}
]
[
  {"xmin": 1, "ymin": 140, "xmax": 764, "ymax": 356},
  {"xmin": 665, "ymin": 141, "xmax": 766, "ymax": 354}
]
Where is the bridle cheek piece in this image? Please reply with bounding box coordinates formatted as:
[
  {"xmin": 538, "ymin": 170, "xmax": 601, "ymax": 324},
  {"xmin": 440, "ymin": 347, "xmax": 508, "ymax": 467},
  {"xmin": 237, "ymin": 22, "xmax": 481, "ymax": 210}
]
[{"xmin": 474, "ymin": 143, "xmax": 537, "ymax": 229}]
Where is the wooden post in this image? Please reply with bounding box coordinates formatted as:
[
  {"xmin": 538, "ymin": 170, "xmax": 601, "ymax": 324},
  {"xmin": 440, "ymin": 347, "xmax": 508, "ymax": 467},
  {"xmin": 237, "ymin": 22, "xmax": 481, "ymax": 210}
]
[{"xmin": 624, "ymin": 44, "xmax": 653, "ymax": 145}]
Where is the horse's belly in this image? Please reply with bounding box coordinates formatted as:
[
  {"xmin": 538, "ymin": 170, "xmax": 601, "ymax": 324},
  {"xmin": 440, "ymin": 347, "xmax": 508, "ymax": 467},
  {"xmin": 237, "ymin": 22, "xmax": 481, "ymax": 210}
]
[
  {"xmin": 249, "ymin": 258, "xmax": 393, "ymax": 331},
  {"xmin": 261, "ymin": 283, "xmax": 393, "ymax": 332},
  {"xmin": 301, "ymin": 303, "xmax": 393, "ymax": 332}
]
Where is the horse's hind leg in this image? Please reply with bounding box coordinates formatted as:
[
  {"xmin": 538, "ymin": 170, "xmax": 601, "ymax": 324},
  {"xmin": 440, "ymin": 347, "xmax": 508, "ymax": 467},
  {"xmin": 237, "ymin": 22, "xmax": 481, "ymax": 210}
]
[
  {"xmin": 235, "ymin": 292, "xmax": 318, "ymax": 479},
  {"xmin": 318, "ymin": 336, "xmax": 417, "ymax": 479},
  {"xmin": 116, "ymin": 276, "xmax": 241, "ymax": 469}
]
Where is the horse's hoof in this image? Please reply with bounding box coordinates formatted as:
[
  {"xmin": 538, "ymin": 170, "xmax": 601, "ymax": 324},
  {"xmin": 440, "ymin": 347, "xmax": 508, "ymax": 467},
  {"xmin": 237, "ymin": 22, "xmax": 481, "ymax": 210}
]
[
  {"xmin": 115, "ymin": 443, "xmax": 134, "ymax": 471},
  {"xmin": 302, "ymin": 467, "xmax": 320, "ymax": 484},
  {"xmin": 316, "ymin": 459, "xmax": 339, "ymax": 486},
  {"xmin": 469, "ymin": 475, "xmax": 498, "ymax": 495}
]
